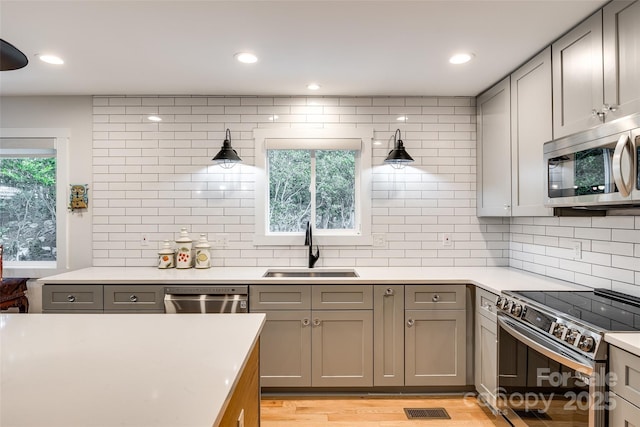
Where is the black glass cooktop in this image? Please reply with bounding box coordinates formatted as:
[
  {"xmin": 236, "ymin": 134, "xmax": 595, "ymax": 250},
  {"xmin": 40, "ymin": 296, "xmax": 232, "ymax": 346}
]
[{"xmin": 510, "ymin": 289, "xmax": 640, "ymax": 332}]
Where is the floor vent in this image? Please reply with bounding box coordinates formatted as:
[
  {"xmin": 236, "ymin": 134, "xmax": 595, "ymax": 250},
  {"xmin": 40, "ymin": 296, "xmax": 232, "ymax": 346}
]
[
  {"xmin": 513, "ymin": 409, "xmax": 552, "ymax": 420},
  {"xmin": 404, "ymin": 407, "xmax": 451, "ymax": 420}
]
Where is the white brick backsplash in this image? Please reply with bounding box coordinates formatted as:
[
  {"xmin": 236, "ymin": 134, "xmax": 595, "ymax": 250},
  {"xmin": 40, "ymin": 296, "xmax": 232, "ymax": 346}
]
[{"xmin": 88, "ymin": 95, "xmax": 630, "ymax": 289}]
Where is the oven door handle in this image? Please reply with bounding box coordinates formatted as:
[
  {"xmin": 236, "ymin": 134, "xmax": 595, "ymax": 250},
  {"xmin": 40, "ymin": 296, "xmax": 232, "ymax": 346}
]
[{"xmin": 498, "ymin": 314, "xmax": 595, "ymax": 376}]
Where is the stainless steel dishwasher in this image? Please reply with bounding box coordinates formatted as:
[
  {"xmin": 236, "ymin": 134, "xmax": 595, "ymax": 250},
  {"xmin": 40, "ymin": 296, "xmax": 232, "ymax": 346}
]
[{"xmin": 163, "ymin": 286, "xmax": 248, "ymax": 313}]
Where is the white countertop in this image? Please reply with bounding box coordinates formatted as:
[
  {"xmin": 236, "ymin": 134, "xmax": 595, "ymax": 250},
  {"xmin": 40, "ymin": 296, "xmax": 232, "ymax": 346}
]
[
  {"xmin": 0, "ymin": 313, "xmax": 265, "ymax": 427},
  {"xmin": 37, "ymin": 266, "xmax": 589, "ymax": 295},
  {"xmin": 606, "ymin": 332, "xmax": 640, "ymax": 357}
]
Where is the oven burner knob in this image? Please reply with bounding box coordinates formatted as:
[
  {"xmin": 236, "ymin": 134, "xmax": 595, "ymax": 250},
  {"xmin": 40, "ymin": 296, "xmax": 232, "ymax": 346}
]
[
  {"xmin": 495, "ymin": 297, "xmax": 503, "ymax": 309},
  {"xmin": 510, "ymin": 304, "xmax": 523, "ymax": 316},
  {"xmin": 578, "ymin": 336, "xmax": 595, "ymax": 352},
  {"xmin": 566, "ymin": 329, "xmax": 580, "ymax": 345},
  {"xmin": 499, "ymin": 298, "xmax": 510, "ymax": 310},
  {"xmin": 553, "ymin": 324, "xmax": 566, "ymax": 338}
]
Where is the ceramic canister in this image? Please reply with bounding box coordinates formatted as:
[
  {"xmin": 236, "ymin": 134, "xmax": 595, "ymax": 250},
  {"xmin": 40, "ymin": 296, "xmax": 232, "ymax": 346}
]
[
  {"xmin": 157, "ymin": 240, "xmax": 175, "ymax": 269},
  {"xmin": 194, "ymin": 234, "xmax": 211, "ymax": 269},
  {"xmin": 175, "ymin": 228, "xmax": 193, "ymax": 269}
]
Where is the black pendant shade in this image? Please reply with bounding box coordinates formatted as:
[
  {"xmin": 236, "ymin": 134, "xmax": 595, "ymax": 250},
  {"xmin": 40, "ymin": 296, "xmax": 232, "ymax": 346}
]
[
  {"xmin": 384, "ymin": 129, "xmax": 414, "ymax": 169},
  {"xmin": 0, "ymin": 39, "xmax": 28, "ymax": 71},
  {"xmin": 212, "ymin": 128, "xmax": 242, "ymax": 169}
]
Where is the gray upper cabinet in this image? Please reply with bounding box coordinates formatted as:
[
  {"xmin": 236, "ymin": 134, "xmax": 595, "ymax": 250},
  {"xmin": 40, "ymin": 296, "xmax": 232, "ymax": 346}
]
[
  {"xmin": 510, "ymin": 47, "xmax": 553, "ymax": 217},
  {"xmin": 604, "ymin": 0, "xmax": 640, "ymax": 121},
  {"xmin": 552, "ymin": 10, "xmax": 604, "ymax": 138},
  {"xmin": 477, "ymin": 77, "xmax": 512, "ymax": 216}
]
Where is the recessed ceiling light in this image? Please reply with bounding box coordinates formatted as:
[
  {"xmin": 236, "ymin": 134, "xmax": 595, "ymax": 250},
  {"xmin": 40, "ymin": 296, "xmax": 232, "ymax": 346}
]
[
  {"xmin": 147, "ymin": 116, "xmax": 162, "ymax": 122},
  {"xmin": 307, "ymin": 83, "xmax": 320, "ymax": 91},
  {"xmin": 235, "ymin": 52, "xmax": 258, "ymax": 64},
  {"xmin": 449, "ymin": 53, "xmax": 474, "ymax": 65},
  {"xmin": 396, "ymin": 116, "xmax": 408, "ymax": 121},
  {"xmin": 38, "ymin": 54, "xmax": 64, "ymax": 65}
]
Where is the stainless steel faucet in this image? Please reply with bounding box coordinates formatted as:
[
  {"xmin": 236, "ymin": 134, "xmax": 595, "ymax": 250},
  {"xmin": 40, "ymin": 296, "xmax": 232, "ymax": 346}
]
[{"xmin": 305, "ymin": 221, "xmax": 320, "ymax": 268}]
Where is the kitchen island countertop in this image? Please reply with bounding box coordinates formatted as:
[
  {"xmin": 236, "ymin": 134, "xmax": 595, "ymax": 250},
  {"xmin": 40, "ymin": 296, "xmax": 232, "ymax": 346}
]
[
  {"xmin": 37, "ymin": 266, "xmax": 589, "ymax": 295},
  {"xmin": 0, "ymin": 313, "xmax": 265, "ymax": 427}
]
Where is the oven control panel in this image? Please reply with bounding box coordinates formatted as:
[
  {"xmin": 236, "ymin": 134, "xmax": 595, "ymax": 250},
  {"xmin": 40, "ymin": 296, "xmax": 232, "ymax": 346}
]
[{"xmin": 496, "ymin": 295, "xmax": 603, "ymax": 358}]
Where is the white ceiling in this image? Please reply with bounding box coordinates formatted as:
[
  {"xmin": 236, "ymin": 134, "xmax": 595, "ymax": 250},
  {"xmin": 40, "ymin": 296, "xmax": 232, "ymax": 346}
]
[{"xmin": 0, "ymin": 0, "xmax": 608, "ymax": 97}]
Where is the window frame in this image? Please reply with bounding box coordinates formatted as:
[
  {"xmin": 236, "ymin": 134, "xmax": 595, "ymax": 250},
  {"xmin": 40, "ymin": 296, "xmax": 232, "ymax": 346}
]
[
  {"xmin": 0, "ymin": 128, "xmax": 69, "ymax": 278},
  {"xmin": 254, "ymin": 127, "xmax": 373, "ymax": 246}
]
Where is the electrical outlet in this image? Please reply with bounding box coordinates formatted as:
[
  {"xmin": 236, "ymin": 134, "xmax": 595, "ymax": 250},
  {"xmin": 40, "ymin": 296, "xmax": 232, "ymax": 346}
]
[
  {"xmin": 572, "ymin": 241, "xmax": 582, "ymax": 259},
  {"xmin": 372, "ymin": 233, "xmax": 386, "ymax": 247},
  {"xmin": 442, "ymin": 233, "xmax": 452, "ymax": 246},
  {"xmin": 212, "ymin": 235, "xmax": 229, "ymax": 248},
  {"xmin": 141, "ymin": 234, "xmax": 150, "ymax": 246}
]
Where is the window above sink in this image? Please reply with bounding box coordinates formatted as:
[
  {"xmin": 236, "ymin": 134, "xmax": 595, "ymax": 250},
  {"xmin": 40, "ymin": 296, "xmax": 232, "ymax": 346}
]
[{"xmin": 253, "ymin": 127, "xmax": 373, "ymax": 247}]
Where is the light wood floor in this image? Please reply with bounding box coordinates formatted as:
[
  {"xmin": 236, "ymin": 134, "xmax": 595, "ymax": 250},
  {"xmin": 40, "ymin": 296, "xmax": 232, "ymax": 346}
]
[{"xmin": 261, "ymin": 396, "xmax": 498, "ymax": 427}]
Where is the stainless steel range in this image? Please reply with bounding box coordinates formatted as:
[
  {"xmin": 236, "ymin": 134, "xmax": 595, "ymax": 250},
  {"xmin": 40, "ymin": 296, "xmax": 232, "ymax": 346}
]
[{"xmin": 495, "ymin": 288, "xmax": 640, "ymax": 427}]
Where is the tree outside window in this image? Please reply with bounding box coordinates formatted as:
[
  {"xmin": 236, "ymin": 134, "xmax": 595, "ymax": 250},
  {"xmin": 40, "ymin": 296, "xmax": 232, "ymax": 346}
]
[
  {"xmin": 268, "ymin": 149, "xmax": 356, "ymax": 233},
  {"xmin": 0, "ymin": 157, "xmax": 57, "ymax": 261}
]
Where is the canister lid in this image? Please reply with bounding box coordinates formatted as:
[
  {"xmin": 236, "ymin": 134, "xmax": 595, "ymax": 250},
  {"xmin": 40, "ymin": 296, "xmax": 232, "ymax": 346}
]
[
  {"xmin": 195, "ymin": 233, "xmax": 211, "ymax": 248},
  {"xmin": 175, "ymin": 227, "xmax": 192, "ymax": 243},
  {"xmin": 158, "ymin": 240, "xmax": 175, "ymax": 254}
]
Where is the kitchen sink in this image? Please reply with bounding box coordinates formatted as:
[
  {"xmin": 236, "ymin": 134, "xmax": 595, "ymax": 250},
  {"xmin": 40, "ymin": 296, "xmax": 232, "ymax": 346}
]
[{"xmin": 262, "ymin": 269, "xmax": 359, "ymax": 278}]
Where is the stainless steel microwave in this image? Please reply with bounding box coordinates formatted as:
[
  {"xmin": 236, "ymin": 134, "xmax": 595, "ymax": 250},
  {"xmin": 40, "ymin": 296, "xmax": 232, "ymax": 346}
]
[{"xmin": 544, "ymin": 114, "xmax": 640, "ymax": 208}]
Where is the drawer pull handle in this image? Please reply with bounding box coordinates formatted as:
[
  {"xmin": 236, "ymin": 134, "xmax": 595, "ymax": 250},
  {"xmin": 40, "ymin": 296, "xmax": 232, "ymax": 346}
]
[
  {"xmin": 432, "ymin": 294, "xmax": 440, "ymax": 302},
  {"xmin": 384, "ymin": 288, "xmax": 394, "ymax": 296},
  {"xmin": 129, "ymin": 295, "xmax": 138, "ymax": 302},
  {"xmin": 313, "ymin": 318, "xmax": 321, "ymax": 326},
  {"xmin": 407, "ymin": 318, "xmax": 415, "ymax": 328},
  {"xmin": 67, "ymin": 295, "xmax": 76, "ymax": 303},
  {"xmin": 302, "ymin": 318, "xmax": 310, "ymax": 326}
]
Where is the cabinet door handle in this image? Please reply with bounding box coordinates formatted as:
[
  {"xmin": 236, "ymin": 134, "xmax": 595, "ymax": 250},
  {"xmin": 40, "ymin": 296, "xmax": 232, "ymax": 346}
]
[
  {"xmin": 302, "ymin": 318, "xmax": 310, "ymax": 326},
  {"xmin": 432, "ymin": 294, "xmax": 440, "ymax": 302},
  {"xmin": 313, "ymin": 318, "xmax": 321, "ymax": 326},
  {"xmin": 67, "ymin": 295, "xmax": 76, "ymax": 302},
  {"xmin": 129, "ymin": 295, "xmax": 138, "ymax": 302},
  {"xmin": 407, "ymin": 318, "xmax": 415, "ymax": 327},
  {"xmin": 384, "ymin": 288, "xmax": 394, "ymax": 296}
]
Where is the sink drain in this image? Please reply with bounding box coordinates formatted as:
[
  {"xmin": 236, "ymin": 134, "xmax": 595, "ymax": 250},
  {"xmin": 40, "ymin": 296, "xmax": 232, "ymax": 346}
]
[{"xmin": 404, "ymin": 407, "xmax": 451, "ymax": 420}]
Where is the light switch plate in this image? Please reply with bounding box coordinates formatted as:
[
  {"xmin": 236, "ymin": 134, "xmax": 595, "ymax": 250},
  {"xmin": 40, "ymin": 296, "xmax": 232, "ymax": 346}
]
[
  {"xmin": 442, "ymin": 233, "xmax": 452, "ymax": 246},
  {"xmin": 372, "ymin": 233, "xmax": 386, "ymax": 247}
]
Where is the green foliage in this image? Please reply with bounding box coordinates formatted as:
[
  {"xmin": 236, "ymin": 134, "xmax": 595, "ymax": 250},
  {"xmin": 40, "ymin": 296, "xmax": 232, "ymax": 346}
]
[
  {"xmin": 268, "ymin": 150, "xmax": 311, "ymax": 232},
  {"xmin": 0, "ymin": 158, "xmax": 57, "ymax": 261},
  {"xmin": 267, "ymin": 149, "xmax": 355, "ymax": 233},
  {"xmin": 316, "ymin": 150, "xmax": 355, "ymax": 229}
]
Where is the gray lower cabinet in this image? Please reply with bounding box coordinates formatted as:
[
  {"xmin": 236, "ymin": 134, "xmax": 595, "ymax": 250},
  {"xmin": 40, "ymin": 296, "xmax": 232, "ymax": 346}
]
[
  {"xmin": 43, "ymin": 284, "xmax": 164, "ymax": 313},
  {"xmin": 42, "ymin": 284, "xmax": 103, "ymax": 312},
  {"xmin": 249, "ymin": 284, "xmax": 374, "ymax": 388},
  {"xmin": 311, "ymin": 310, "xmax": 373, "ymax": 387},
  {"xmin": 373, "ymin": 284, "xmax": 404, "ymax": 387},
  {"xmin": 255, "ymin": 309, "xmax": 312, "ymax": 387},
  {"xmin": 404, "ymin": 285, "xmax": 467, "ymax": 386},
  {"xmin": 609, "ymin": 345, "xmax": 640, "ymax": 426},
  {"xmin": 103, "ymin": 285, "xmax": 164, "ymax": 312},
  {"xmin": 475, "ymin": 288, "xmax": 498, "ymax": 409}
]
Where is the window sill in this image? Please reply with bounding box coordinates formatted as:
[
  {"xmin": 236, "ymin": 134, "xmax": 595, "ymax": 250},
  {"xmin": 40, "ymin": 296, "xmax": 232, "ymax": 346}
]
[
  {"xmin": 253, "ymin": 234, "xmax": 373, "ymax": 247},
  {"xmin": 3, "ymin": 262, "xmax": 59, "ymax": 279}
]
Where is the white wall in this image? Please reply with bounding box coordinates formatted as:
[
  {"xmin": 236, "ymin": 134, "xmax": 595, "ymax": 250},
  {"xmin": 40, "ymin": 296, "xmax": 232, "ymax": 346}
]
[
  {"xmin": 91, "ymin": 95, "xmax": 510, "ymax": 268},
  {"xmin": 0, "ymin": 96, "xmax": 93, "ymax": 275}
]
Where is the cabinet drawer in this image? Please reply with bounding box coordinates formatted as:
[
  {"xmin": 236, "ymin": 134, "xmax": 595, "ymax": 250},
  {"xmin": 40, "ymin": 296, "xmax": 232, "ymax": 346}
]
[
  {"xmin": 610, "ymin": 391, "xmax": 640, "ymax": 427},
  {"xmin": 312, "ymin": 285, "xmax": 373, "ymax": 310},
  {"xmin": 103, "ymin": 285, "xmax": 164, "ymax": 311},
  {"xmin": 405, "ymin": 285, "xmax": 466, "ymax": 310},
  {"xmin": 250, "ymin": 285, "xmax": 311, "ymax": 311},
  {"xmin": 42, "ymin": 284, "xmax": 103, "ymax": 311},
  {"xmin": 610, "ymin": 346, "xmax": 640, "ymax": 408},
  {"xmin": 476, "ymin": 288, "xmax": 498, "ymax": 321}
]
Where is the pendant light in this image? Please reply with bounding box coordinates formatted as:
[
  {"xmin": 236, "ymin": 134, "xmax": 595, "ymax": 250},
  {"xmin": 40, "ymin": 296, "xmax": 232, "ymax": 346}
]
[
  {"xmin": 384, "ymin": 129, "xmax": 414, "ymax": 169},
  {"xmin": 0, "ymin": 39, "xmax": 28, "ymax": 71},
  {"xmin": 212, "ymin": 128, "xmax": 242, "ymax": 169}
]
